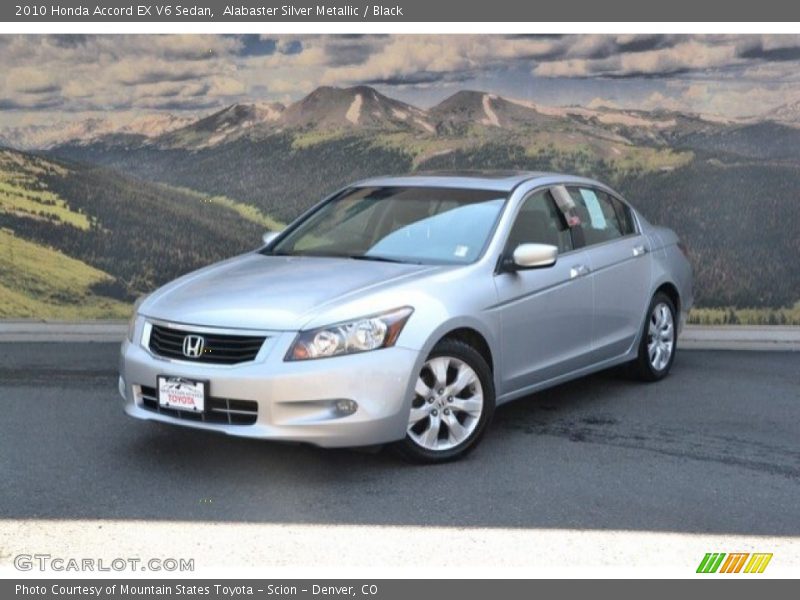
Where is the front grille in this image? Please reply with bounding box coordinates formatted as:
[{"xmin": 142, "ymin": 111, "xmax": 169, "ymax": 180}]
[
  {"xmin": 139, "ymin": 385, "xmax": 258, "ymax": 425},
  {"xmin": 148, "ymin": 324, "xmax": 266, "ymax": 365}
]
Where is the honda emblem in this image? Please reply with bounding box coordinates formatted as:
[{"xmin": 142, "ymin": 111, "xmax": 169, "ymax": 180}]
[{"xmin": 182, "ymin": 334, "xmax": 205, "ymax": 358}]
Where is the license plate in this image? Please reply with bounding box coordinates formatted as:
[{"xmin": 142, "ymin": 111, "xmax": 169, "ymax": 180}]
[{"xmin": 157, "ymin": 376, "xmax": 206, "ymax": 412}]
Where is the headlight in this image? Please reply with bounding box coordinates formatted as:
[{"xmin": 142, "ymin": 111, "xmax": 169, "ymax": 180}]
[
  {"xmin": 126, "ymin": 295, "xmax": 148, "ymax": 343},
  {"xmin": 286, "ymin": 307, "xmax": 413, "ymax": 361}
]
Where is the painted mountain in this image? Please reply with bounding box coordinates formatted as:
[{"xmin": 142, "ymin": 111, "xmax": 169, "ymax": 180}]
[{"xmin": 1, "ymin": 85, "xmax": 799, "ymax": 320}]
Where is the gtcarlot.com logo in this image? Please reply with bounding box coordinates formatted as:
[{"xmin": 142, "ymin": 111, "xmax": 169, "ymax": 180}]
[
  {"xmin": 696, "ymin": 552, "xmax": 773, "ymax": 574},
  {"xmin": 14, "ymin": 554, "xmax": 194, "ymax": 572}
]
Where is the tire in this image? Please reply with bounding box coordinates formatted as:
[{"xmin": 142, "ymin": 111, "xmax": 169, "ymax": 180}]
[
  {"xmin": 630, "ymin": 292, "xmax": 678, "ymax": 382},
  {"xmin": 393, "ymin": 338, "xmax": 495, "ymax": 464}
]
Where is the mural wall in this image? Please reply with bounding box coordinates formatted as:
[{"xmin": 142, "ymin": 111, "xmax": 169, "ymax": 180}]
[{"xmin": 1, "ymin": 34, "xmax": 799, "ymax": 322}]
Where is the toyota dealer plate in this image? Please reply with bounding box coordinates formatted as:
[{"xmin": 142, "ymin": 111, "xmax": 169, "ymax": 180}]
[{"xmin": 157, "ymin": 376, "xmax": 206, "ymax": 412}]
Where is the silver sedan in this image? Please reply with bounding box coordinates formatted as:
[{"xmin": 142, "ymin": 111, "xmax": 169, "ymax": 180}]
[{"xmin": 119, "ymin": 171, "xmax": 693, "ymax": 462}]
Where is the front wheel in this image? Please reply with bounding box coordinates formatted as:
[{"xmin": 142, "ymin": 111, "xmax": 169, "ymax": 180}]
[
  {"xmin": 393, "ymin": 339, "xmax": 495, "ymax": 464},
  {"xmin": 630, "ymin": 292, "xmax": 677, "ymax": 381}
]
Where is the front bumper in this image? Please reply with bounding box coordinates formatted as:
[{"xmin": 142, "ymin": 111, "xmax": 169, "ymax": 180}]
[{"xmin": 119, "ymin": 326, "xmax": 421, "ymax": 448}]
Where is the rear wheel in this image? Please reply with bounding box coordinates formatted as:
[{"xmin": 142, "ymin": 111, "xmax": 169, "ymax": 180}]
[
  {"xmin": 630, "ymin": 292, "xmax": 677, "ymax": 381},
  {"xmin": 393, "ymin": 339, "xmax": 495, "ymax": 463}
]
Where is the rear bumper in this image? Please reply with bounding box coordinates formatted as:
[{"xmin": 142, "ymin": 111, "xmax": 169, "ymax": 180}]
[{"xmin": 118, "ymin": 329, "xmax": 421, "ymax": 448}]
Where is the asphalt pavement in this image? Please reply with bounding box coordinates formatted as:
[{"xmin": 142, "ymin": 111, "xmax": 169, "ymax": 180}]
[{"xmin": 0, "ymin": 343, "xmax": 798, "ymax": 574}]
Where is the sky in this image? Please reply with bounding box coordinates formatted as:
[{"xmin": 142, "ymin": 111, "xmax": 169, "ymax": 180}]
[{"xmin": 3, "ymin": 34, "xmax": 800, "ymax": 127}]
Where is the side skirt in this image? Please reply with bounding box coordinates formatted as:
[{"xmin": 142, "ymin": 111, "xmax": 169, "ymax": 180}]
[{"xmin": 495, "ymin": 348, "xmax": 639, "ymax": 406}]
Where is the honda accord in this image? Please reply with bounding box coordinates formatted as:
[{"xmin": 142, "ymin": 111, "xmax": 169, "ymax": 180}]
[{"xmin": 119, "ymin": 171, "xmax": 693, "ymax": 462}]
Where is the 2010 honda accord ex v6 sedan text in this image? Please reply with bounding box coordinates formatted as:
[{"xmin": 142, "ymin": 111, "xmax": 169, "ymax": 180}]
[{"xmin": 119, "ymin": 171, "xmax": 693, "ymax": 462}]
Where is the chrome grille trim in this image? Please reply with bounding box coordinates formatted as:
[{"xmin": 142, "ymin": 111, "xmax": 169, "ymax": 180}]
[{"xmin": 147, "ymin": 324, "xmax": 267, "ymax": 365}]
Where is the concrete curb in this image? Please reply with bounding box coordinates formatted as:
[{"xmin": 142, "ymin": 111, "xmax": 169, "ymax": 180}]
[
  {"xmin": 0, "ymin": 320, "xmax": 128, "ymax": 343},
  {"xmin": 0, "ymin": 321, "xmax": 798, "ymax": 351},
  {"xmin": 679, "ymin": 325, "xmax": 800, "ymax": 352}
]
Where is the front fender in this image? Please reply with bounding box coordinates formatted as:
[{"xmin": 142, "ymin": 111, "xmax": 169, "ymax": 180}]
[{"xmin": 398, "ymin": 313, "xmax": 501, "ymax": 403}]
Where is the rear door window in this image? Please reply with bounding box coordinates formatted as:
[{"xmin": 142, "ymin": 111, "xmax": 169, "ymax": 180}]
[
  {"xmin": 609, "ymin": 195, "xmax": 636, "ymax": 236},
  {"xmin": 567, "ymin": 187, "xmax": 629, "ymax": 246}
]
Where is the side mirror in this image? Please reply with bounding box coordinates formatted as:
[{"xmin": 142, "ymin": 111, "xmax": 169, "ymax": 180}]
[
  {"xmin": 505, "ymin": 243, "xmax": 558, "ymax": 271},
  {"xmin": 262, "ymin": 231, "xmax": 282, "ymax": 246}
]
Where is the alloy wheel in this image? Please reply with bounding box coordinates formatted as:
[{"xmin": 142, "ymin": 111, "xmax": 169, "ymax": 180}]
[
  {"xmin": 647, "ymin": 302, "xmax": 674, "ymax": 372},
  {"xmin": 407, "ymin": 356, "xmax": 484, "ymax": 451}
]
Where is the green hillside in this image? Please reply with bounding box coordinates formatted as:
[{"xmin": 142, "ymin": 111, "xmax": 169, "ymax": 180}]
[
  {"xmin": 0, "ymin": 147, "xmax": 276, "ymax": 317},
  {"xmin": 53, "ymin": 133, "xmax": 414, "ymax": 223},
  {"xmin": 0, "ymin": 228, "xmax": 129, "ymax": 318},
  {"xmin": 52, "ymin": 124, "xmax": 694, "ymax": 224},
  {"xmin": 0, "ymin": 150, "xmax": 91, "ymax": 230},
  {"xmin": 621, "ymin": 160, "xmax": 800, "ymax": 308}
]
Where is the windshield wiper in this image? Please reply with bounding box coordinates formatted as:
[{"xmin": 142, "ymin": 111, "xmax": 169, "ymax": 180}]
[
  {"xmin": 347, "ymin": 254, "xmax": 413, "ymax": 264},
  {"xmin": 269, "ymin": 251, "xmax": 417, "ymax": 264}
]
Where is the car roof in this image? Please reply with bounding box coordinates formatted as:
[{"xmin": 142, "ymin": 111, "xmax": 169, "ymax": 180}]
[{"xmin": 353, "ymin": 170, "xmax": 607, "ymax": 193}]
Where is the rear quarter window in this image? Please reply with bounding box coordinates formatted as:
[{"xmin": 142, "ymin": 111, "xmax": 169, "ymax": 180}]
[{"xmin": 609, "ymin": 195, "xmax": 636, "ymax": 235}]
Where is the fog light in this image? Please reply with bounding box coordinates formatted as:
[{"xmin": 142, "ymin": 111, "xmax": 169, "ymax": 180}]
[
  {"xmin": 334, "ymin": 399, "xmax": 358, "ymax": 416},
  {"xmin": 118, "ymin": 376, "xmax": 126, "ymax": 399}
]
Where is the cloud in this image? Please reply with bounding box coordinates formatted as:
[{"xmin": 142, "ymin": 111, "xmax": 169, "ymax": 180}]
[
  {"xmin": 109, "ymin": 59, "xmax": 215, "ymax": 86},
  {"xmin": 120, "ymin": 35, "xmax": 241, "ymax": 61},
  {"xmin": 2, "ymin": 34, "xmax": 800, "ymax": 123},
  {"xmin": 206, "ymin": 76, "xmax": 247, "ymax": 96},
  {"xmin": 0, "ymin": 95, "xmax": 62, "ymax": 110},
  {"xmin": 49, "ymin": 34, "xmax": 89, "ymax": 48},
  {"xmin": 586, "ymin": 97, "xmax": 621, "ymax": 110},
  {"xmin": 615, "ymin": 34, "xmax": 673, "ymax": 53},
  {"xmin": 634, "ymin": 81, "xmax": 800, "ymax": 117},
  {"xmin": 686, "ymin": 83, "xmax": 800, "ymax": 117},
  {"xmin": 0, "ymin": 35, "xmax": 246, "ymax": 115},
  {"xmin": 133, "ymin": 97, "xmax": 221, "ymax": 111},
  {"xmin": 62, "ymin": 80, "xmax": 93, "ymax": 100},
  {"xmin": 739, "ymin": 61, "xmax": 800, "ymax": 81},
  {"xmin": 534, "ymin": 40, "xmax": 740, "ymax": 78},
  {"xmin": 736, "ymin": 34, "xmax": 800, "ymax": 61},
  {"xmin": 641, "ymin": 91, "xmax": 688, "ymax": 112},
  {"xmin": 277, "ymin": 39, "xmax": 303, "ymax": 55},
  {"xmin": 317, "ymin": 36, "xmax": 578, "ymax": 86},
  {"xmin": 5, "ymin": 67, "xmax": 61, "ymax": 94},
  {"xmin": 132, "ymin": 81, "xmax": 210, "ymax": 99},
  {"xmin": 363, "ymin": 71, "xmax": 475, "ymax": 86},
  {"xmin": 263, "ymin": 78, "xmax": 316, "ymax": 95},
  {"xmin": 315, "ymin": 35, "xmax": 698, "ymax": 86}
]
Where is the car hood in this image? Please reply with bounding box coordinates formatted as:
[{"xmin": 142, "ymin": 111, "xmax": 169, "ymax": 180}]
[{"xmin": 141, "ymin": 253, "xmax": 439, "ymax": 331}]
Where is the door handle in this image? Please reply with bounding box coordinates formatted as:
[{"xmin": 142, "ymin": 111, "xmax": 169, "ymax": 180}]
[
  {"xmin": 570, "ymin": 264, "xmax": 590, "ymax": 279},
  {"xmin": 632, "ymin": 244, "xmax": 648, "ymax": 257}
]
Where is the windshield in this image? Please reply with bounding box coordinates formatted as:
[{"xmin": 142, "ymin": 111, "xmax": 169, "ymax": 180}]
[{"xmin": 267, "ymin": 186, "xmax": 507, "ymax": 264}]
